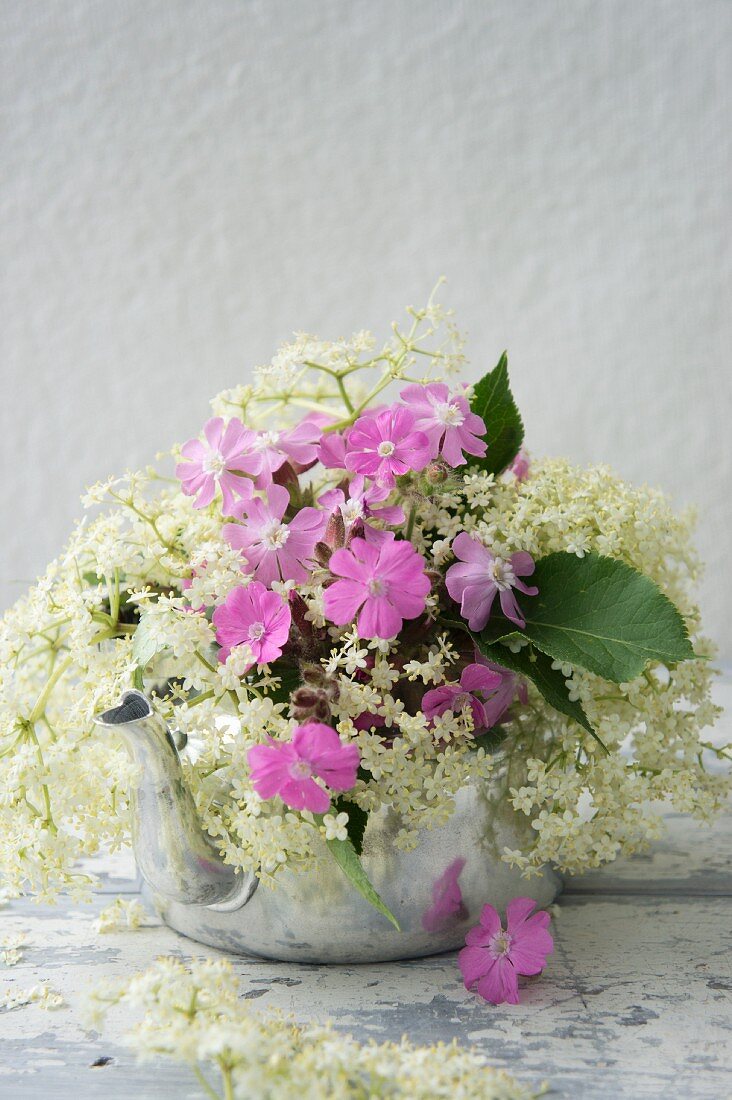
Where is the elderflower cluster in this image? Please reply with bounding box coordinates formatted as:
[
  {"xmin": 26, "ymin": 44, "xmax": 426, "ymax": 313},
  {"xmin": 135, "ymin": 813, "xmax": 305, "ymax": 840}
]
[
  {"xmin": 1, "ymin": 983, "xmax": 65, "ymax": 1010},
  {"xmin": 88, "ymin": 957, "xmax": 536, "ymax": 1100},
  {"xmin": 419, "ymin": 458, "xmax": 726, "ymax": 873},
  {"xmin": 94, "ymin": 897, "xmax": 148, "ymax": 933},
  {"xmin": 0, "ymin": 292, "xmax": 726, "ymax": 907}
]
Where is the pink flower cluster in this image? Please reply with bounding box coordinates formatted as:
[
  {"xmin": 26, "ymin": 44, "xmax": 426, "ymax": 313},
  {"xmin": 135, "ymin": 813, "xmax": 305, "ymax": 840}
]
[{"xmin": 174, "ymin": 380, "xmax": 538, "ymax": 814}]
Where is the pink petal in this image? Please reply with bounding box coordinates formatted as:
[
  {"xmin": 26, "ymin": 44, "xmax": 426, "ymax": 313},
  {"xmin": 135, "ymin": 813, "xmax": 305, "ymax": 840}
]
[
  {"xmin": 314, "ymin": 746, "xmax": 360, "ymax": 791},
  {"xmin": 191, "ymin": 478, "xmax": 216, "ymax": 508},
  {"xmin": 476, "ymin": 956, "xmax": 519, "ymax": 1005},
  {"xmin": 180, "ymin": 439, "xmax": 206, "ymax": 460},
  {"xmin": 462, "ymin": 585, "xmax": 497, "ymax": 632},
  {"xmin": 498, "ymin": 588, "xmax": 526, "ymax": 628},
  {"xmin": 328, "ymin": 549, "xmax": 369, "ymax": 583},
  {"xmin": 203, "ymin": 417, "xmax": 225, "ymax": 449},
  {"xmin": 421, "ymin": 684, "xmax": 459, "ymax": 720},
  {"xmin": 440, "ymin": 428, "xmax": 467, "ymax": 468},
  {"xmin": 292, "ymin": 721, "xmax": 340, "ymax": 758},
  {"xmin": 318, "ymin": 432, "xmax": 347, "ymax": 469},
  {"xmin": 279, "ymin": 776, "xmax": 331, "ymax": 814},
  {"xmin": 465, "ymin": 903, "xmax": 502, "ymax": 944},
  {"xmin": 247, "ymin": 744, "xmax": 292, "ymax": 799},
  {"xmin": 508, "ymin": 929, "xmax": 554, "ymax": 976},
  {"xmin": 323, "ymin": 578, "xmax": 366, "ymax": 624},
  {"xmin": 458, "ymin": 945, "xmax": 494, "ymax": 989},
  {"xmin": 358, "ymin": 596, "xmax": 402, "ymax": 640},
  {"xmin": 505, "ymin": 897, "xmax": 541, "ymax": 931},
  {"xmin": 460, "ymin": 663, "xmax": 503, "ymax": 695},
  {"xmin": 452, "ymin": 532, "xmax": 492, "ymax": 565},
  {"xmin": 510, "ymin": 552, "xmax": 536, "ymax": 578}
]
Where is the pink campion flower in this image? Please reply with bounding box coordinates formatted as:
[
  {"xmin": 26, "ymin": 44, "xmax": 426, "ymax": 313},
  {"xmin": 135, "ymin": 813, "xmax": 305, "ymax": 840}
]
[
  {"xmin": 317, "ymin": 431, "xmax": 348, "ymax": 470},
  {"xmin": 212, "ymin": 581, "xmax": 291, "ymax": 667},
  {"xmin": 324, "ymin": 534, "xmax": 431, "ymax": 640},
  {"xmin": 475, "ymin": 655, "xmax": 529, "ymax": 727},
  {"xmin": 247, "ymin": 721, "xmax": 360, "ymax": 814},
  {"xmin": 422, "ymin": 858, "xmax": 468, "ymax": 933},
  {"xmin": 459, "ymin": 897, "xmax": 553, "ymax": 1005},
  {"xmin": 224, "ymin": 484, "xmax": 326, "ymax": 586},
  {"xmin": 446, "ymin": 532, "xmax": 538, "ymax": 631},
  {"xmin": 241, "ymin": 419, "xmax": 323, "ymax": 488},
  {"xmin": 508, "ymin": 448, "xmax": 530, "ymax": 482},
  {"xmin": 319, "ymin": 474, "xmax": 405, "ymax": 530},
  {"xmin": 421, "ymin": 663, "xmax": 503, "ymax": 731},
  {"xmin": 176, "ymin": 417, "xmax": 255, "ymax": 514},
  {"xmin": 345, "ymin": 406, "xmax": 431, "ymax": 486},
  {"xmin": 400, "ymin": 382, "xmax": 487, "ymax": 468}
]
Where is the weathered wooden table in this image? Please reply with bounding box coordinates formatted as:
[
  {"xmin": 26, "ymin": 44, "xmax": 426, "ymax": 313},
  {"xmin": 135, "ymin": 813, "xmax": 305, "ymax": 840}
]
[{"xmin": 2, "ymin": 683, "xmax": 730, "ymax": 1099}]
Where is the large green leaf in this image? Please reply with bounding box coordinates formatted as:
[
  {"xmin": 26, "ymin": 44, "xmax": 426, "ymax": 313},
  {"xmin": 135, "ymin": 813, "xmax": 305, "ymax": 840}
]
[
  {"xmin": 474, "ymin": 636, "xmax": 607, "ymax": 751},
  {"xmin": 484, "ymin": 552, "xmax": 695, "ymax": 683},
  {"xmin": 326, "ymin": 836, "xmax": 400, "ymax": 930},
  {"xmin": 469, "ymin": 352, "xmax": 524, "ymax": 476},
  {"xmin": 331, "ymin": 796, "xmax": 368, "ymax": 856}
]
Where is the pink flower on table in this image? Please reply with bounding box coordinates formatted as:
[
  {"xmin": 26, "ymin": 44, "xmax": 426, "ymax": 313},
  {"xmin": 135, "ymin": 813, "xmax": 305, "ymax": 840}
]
[
  {"xmin": 446, "ymin": 533, "xmax": 538, "ymax": 631},
  {"xmin": 241, "ymin": 419, "xmax": 323, "ymax": 488},
  {"xmin": 224, "ymin": 484, "xmax": 326, "ymax": 586},
  {"xmin": 422, "ymin": 858, "xmax": 468, "ymax": 933},
  {"xmin": 247, "ymin": 722, "xmax": 360, "ymax": 814},
  {"xmin": 459, "ymin": 897, "xmax": 553, "ymax": 1005},
  {"xmin": 400, "ymin": 382, "xmax": 487, "ymax": 468},
  {"xmin": 474, "ymin": 655, "xmax": 529, "ymax": 727},
  {"xmin": 319, "ymin": 475, "xmax": 405, "ymax": 530},
  {"xmin": 176, "ymin": 417, "xmax": 255, "ymax": 514},
  {"xmin": 422, "ymin": 663, "xmax": 503, "ymax": 731},
  {"xmin": 324, "ymin": 534, "xmax": 431, "ymax": 640},
  {"xmin": 212, "ymin": 581, "xmax": 291, "ymax": 666},
  {"xmin": 345, "ymin": 406, "xmax": 431, "ymax": 486}
]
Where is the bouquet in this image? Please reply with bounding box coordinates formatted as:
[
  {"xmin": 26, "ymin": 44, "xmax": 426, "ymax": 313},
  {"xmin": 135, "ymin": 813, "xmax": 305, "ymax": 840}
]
[{"xmin": 0, "ymin": 291, "xmax": 726, "ymax": 912}]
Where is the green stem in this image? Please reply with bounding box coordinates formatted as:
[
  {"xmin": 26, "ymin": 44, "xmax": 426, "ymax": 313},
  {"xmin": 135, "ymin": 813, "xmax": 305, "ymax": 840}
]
[
  {"xmin": 28, "ymin": 657, "xmax": 73, "ymax": 724},
  {"xmin": 193, "ymin": 1066, "xmax": 222, "ymax": 1100},
  {"xmin": 221, "ymin": 1065, "xmax": 235, "ymax": 1100},
  {"xmin": 336, "ymin": 374, "xmax": 355, "ymax": 414}
]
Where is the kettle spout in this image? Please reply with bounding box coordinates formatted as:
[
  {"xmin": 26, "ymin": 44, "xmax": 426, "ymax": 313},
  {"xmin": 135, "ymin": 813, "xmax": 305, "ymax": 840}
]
[{"xmin": 95, "ymin": 690, "xmax": 254, "ymax": 909}]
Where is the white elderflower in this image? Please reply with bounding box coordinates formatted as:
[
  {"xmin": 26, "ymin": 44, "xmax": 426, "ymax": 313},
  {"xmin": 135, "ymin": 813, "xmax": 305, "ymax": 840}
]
[
  {"xmin": 95, "ymin": 897, "xmax": 148, "ymax": 934},
  {"xmin": 321, "ymin": 812, "xmax": 349, "ymax": 842},
  {"xmin": 87, "ymin": 957, "xmax": 532, "ymax": 1100}
]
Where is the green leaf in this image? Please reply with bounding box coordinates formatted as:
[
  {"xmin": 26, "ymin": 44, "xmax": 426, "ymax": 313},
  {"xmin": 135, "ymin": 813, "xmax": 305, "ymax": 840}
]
[
  {"xmin": 131, "ymin": 614, "xmax": 167, "ymax": 670},
  {"xmin": 512, "ymin": 552, "xmax": 695, "ymax": 683},
  {"xmin": 475, "ymin": 636, "xmax": 606, "ymax": 750},
  {"xmin": 469, "ymin": 352, "xmax": 524, "ymax": 476},
  {"xmin": 471, "ymin": 725, "xmax": 508, "ymax": 754},
  {"xmin": 264, "ymin": 660, "xmax": 302, "ymax": 709},
  {"xmin": 331, "ymin": 796, "xmax": 368, "ymax": 855},
  {"xmin": 326, "ymin": 836, "xmax": 400, "ymax": 930}
]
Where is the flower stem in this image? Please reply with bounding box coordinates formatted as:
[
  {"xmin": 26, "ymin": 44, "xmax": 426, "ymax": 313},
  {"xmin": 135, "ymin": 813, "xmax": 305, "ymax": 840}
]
[{"xmin": 193, "ymin": 1066, "xmax": 222, "ymax": 1100}]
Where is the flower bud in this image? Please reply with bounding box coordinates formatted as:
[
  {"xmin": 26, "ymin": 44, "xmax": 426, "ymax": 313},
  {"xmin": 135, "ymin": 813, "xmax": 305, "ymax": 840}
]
[
  {"xmin": 424, "ymin": 460, "xmax": 449, "ymax": 486},
  {"xmin": 324, "ymin": 510, "xmax": 346, "ymax": 549},
  {"xmin": 314, "ymin": 541, "xmax": 332, "ymax": 567}
]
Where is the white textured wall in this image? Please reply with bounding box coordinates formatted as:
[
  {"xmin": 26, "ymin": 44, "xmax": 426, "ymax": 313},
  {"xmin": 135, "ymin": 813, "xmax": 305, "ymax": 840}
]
[{"xmin": 2, "ymin": 1, "xmax": 731, "ymax": 651}]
